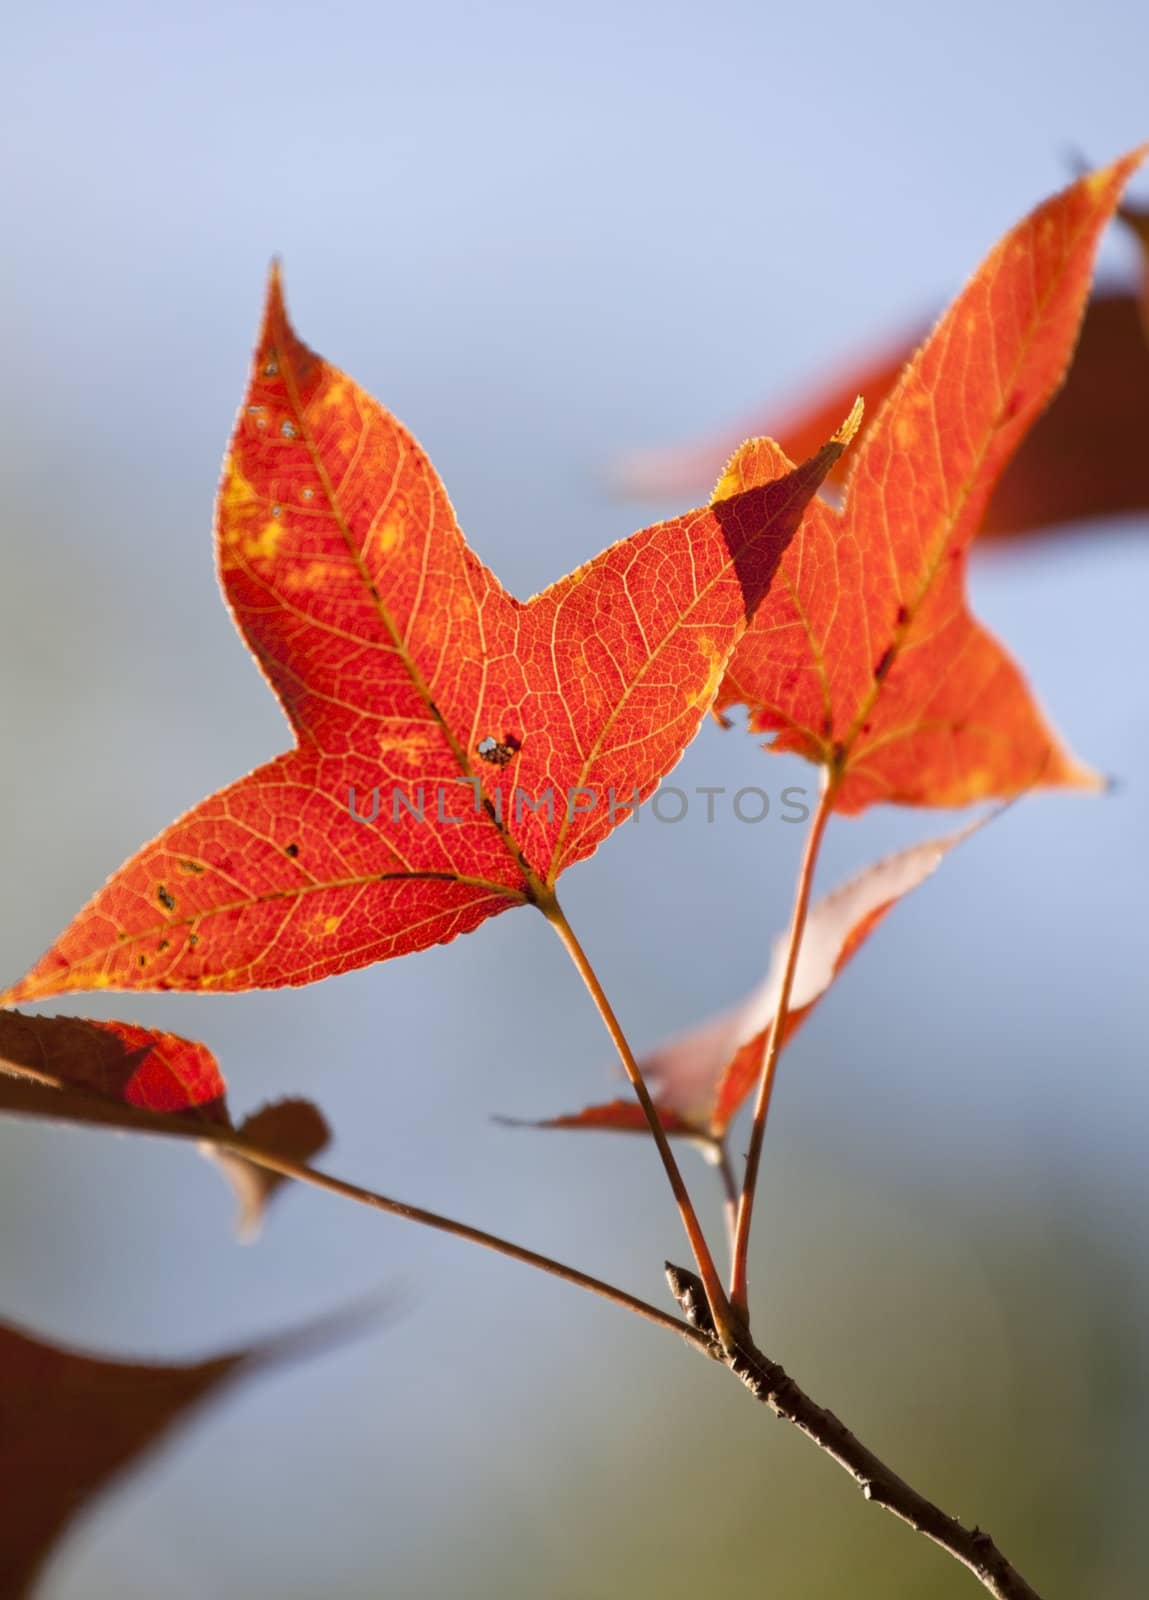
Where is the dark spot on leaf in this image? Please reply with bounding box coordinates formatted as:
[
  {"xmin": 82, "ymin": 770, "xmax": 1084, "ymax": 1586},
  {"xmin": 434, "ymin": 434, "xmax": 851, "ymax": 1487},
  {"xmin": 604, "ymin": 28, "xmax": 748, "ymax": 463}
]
[
  {"xmin": 285, "ymin": 843, "xmax": 300, "ymax": 858},
  {"xmin": 159, "ymin": 940, "xmax": 170, "ymax": 953},
  {"xmin": 188, "ymin": 934, "xmax": 200, "ymax": 948},
  {"xmin": 157, "ymin": 885, "xmax": 176, "ymax": 912},
  {"xmin": 137, "ymin": 956, "xmax": 147, "ymax": 968},
  {"xmin": 477, "ymin": 733, "xmax": 521, "ymax": 767},
  {"xmin": 873, "ymin": 646, "xmax": 894, "ymax": 682},
  {"xmin": 896, "ymin": 604, "xmax": 909, "ymax": 626},
  {"xmin": 179, "ymin": 860, "xmax": 205, "ymax": 875}
]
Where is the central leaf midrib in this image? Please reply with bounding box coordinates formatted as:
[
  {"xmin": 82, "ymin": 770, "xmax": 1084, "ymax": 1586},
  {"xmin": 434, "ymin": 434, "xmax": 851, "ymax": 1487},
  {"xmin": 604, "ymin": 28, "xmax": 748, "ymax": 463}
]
[
  {"xmin": 279, "ymin": 323, "xmax": 544, "ymax": 896},
  {"xmin": 837, "ymin": 209, "xmax": 1095, "ymax": 767}
]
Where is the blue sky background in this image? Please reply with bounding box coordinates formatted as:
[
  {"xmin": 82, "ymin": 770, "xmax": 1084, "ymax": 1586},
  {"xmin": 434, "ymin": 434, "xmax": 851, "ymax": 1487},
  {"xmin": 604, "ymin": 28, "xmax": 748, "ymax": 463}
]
[{"xmin": 2, "ymin": 3, "xmax": 1148, "ymax": 1595}]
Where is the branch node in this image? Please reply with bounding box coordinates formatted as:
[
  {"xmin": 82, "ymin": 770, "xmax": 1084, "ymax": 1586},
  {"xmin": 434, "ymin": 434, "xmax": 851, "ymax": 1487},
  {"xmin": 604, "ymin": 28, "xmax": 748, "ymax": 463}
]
[{"xmin": 665, "ymin": 1262, "xmax": 722, "ymax": 1355}]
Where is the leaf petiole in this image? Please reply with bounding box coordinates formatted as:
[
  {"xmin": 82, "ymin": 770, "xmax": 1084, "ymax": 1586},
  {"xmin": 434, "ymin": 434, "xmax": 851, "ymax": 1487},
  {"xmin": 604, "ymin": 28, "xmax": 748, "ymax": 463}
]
[
  {"xmin": 536, "ymin": 890, "xmax": 740, "ymax": 1348},
  {"xmin": 729, "ymin": 772, "xmax": 837, "ymax": 1318}
]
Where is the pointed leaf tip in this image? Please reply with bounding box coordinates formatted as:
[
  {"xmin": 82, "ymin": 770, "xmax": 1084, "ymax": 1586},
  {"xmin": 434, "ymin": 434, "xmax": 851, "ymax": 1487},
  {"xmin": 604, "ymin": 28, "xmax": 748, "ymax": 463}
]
[
  {"xmin": 836, "ymin": 395, "xmax": 865, "ymax": 447},
  {"xmin": 531, "ymin": 823, "xmax": 986, "ymax": 1143},
  {"xmin": 712, "ymin": 151, "xmax": 1145, "ymax": 812},
  {"xmin": 710, "ymin": 401, "xmax": 864, "ymax": 508}
]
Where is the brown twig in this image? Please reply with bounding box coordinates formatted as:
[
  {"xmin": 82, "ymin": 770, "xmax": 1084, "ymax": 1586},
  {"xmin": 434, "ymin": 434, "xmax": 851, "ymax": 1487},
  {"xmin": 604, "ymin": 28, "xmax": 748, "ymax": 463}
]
[
  {"xmin": 0, "ymin": 1057, "xmax": 705, "ymax": 1350},
  {"xmin": 667, "ymin": 1263, "xmax": 1044, "ymax": 1600},
  {"xmin": 1, "ymin": 1054, "xmax": 1045, "ymax": 1598},
  {"xmin": 700, "ymin": 1136, "xmax": 740, "ymax": 1265},
  {"xmin": 538, "ymin": 890, "xmax": 739, "ymax": 1345}
]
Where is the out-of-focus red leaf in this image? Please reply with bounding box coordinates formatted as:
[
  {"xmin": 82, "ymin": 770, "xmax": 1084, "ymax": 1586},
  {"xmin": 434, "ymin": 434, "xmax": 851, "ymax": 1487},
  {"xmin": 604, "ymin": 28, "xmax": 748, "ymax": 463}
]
[
  {"xmin": 0, "ymin": 1010, "xmax": 227, "ymax": 1118},
  {"xmin": 0, "ymin": 1012, "xmax": 329, "ymax": 1237},
  {"xmin": 524, "ymin": 826, "xmax": 976, "ymax": 1141},
  {"xmin": 615, "ymin": 198, "xmax": 1149, "ymax": 543},
  {"xmin": 0, "ymin": 1309, "xmax": 372, "ymax": 1599},
  {"xmin": 212, "ymin": 1098, "xmax": 331, "ymax": 1241},
  {"xmin": 715, "ymin": 152, "xmax": 1146, "ymax": 814},
  {"xmin": 3, "ymin": 274, "xmax": 857, "ymax": 1003},
  {"xmin": 500, "ymin": 1097, "xmax": 699, "ymax": 1139},
  {"xmin": 1118, "ymin": 195, "xmax": 1149, "ymax": 333},
  {"xmin": 615, "ymin": 337, "xmax": 919, "ymax": 509}
]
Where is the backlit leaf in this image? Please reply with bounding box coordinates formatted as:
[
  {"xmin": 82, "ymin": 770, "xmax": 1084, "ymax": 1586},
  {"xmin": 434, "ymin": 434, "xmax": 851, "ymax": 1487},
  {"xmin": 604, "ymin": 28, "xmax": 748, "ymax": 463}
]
[
  {"xmin": 715, "ymin": 152, "xmax": 1145, "ymax": 813},
  {"xmin": 0, "ymin": 1011, "xmax": 227, "ymax": 1119},
  {"xmin": 614, "ymin": 189, "xmax": 1149, "ymax": 544},
  {"xmin": 3, "ymin": 278, "xmax": 855, "ymax": 1000},
  {"xmin": 524, "ymin": 827, "xmax": 975, "ymax": 1141},
  {"xmin": 0, "ymin": 1012, "xmax": 329, "ymax": 1236}
]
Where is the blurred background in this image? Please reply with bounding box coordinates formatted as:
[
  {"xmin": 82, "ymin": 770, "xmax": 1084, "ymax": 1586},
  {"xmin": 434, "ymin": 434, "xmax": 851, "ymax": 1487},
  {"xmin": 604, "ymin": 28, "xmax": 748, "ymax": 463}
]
[{"xmin": 2, "ymin": 1, "xmax": 1148, "ymax": 1594}]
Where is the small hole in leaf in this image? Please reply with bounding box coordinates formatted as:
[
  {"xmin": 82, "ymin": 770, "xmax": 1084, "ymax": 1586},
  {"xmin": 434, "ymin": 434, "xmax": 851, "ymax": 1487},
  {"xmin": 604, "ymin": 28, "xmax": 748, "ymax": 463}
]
[{"xmin": 281, "ymin": 420, "xmax": 297, "ymax": 439}]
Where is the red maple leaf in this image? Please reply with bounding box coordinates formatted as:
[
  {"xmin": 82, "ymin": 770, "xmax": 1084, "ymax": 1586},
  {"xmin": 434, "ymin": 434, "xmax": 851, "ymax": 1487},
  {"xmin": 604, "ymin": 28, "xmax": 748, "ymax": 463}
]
[
  {"xmin": 4, "ymin": 278, "xmax": 854, "ymax": 1000},
  {"xmin": 710, "ymin": 153, "xmax": 1145, "ymax": 813}
]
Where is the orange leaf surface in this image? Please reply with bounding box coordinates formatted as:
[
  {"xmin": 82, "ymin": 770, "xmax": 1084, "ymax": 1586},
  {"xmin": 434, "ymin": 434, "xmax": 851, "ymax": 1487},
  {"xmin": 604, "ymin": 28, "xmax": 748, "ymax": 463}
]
[
  {"xmin": 526, "ymin": 827, "xmax": 974, "ymax": 1142},
  {"xmin": 615, "ymin": 194, "xmax": 1149, "ymax": 544},
  {"xmin": 0, "ymin": 1012, "xmax": 329, "ymax": 1235},
  {"xmin": 4, "ymin": 278, "xmax": 855, "ymax": 1001},
  {"xmin": 715, "ymin": 152, "xmax": 1145, "ymax": 813}
]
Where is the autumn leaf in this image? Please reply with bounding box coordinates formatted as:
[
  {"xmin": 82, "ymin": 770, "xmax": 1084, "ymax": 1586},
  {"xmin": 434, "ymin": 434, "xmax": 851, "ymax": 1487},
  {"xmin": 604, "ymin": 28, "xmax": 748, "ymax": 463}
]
[
  {"xmin": 1118, "ymin": 192, "xmax": 1149, "ymax": 338},
  {"xmin": 211, "ymin": 1098, "xmax": 330, "ymax": 1241},
  {"xmin": 2, "ymin": 279, "xmax": 856, "ymax": 1002},
  {"xmin": 614, "ymin": 189, "xmax": 1149, "ymax": 545},
  {"xmin": 0, "ymin": 1010, "xmax": 227, "ymax": 1117},
  {"xmin": 616, "ymin": 335, "xmax": 920, "ymax": 510},
  {"xmin": 519, "ymin": 827, "xmax": 975, "ymax": 1142},
  {"xmin": 616, "ymin": 291, "xmax": 1149, "ymax": 542},
  {"xmin": 0, "ymin": 1308, "xmax": 375, "ymax": 1599},
  {"xmin": 713, "ymin": 151, "xmax": 1146, "ymax": 813},
  {"xmin": 0, "ymin": 1012, "xmax": 329, "ymax": 1236}
]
